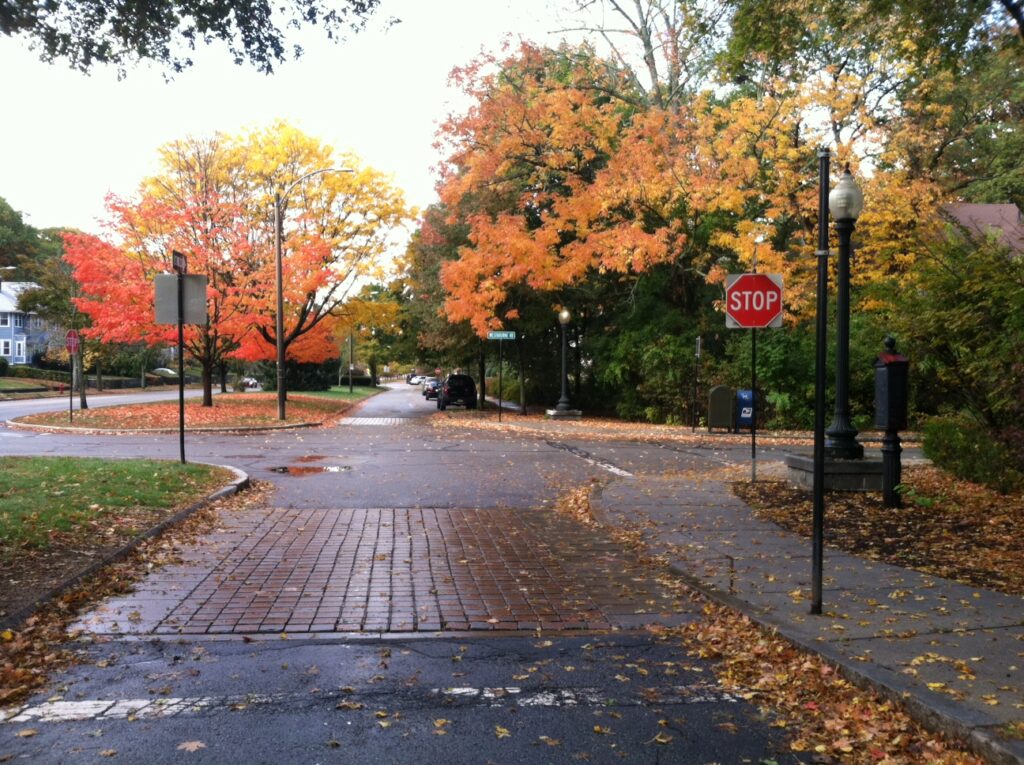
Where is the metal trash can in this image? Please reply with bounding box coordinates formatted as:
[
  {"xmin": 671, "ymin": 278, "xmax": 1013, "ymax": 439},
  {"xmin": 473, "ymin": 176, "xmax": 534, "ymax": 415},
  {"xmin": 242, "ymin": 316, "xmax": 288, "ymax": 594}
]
[
  {"xmin": 735, "ymin": 389, "xmax": 756, "ymax": 430},
  {"xmin": 708, "ymin": 385, "xmax": 735, "ymax": 432}
]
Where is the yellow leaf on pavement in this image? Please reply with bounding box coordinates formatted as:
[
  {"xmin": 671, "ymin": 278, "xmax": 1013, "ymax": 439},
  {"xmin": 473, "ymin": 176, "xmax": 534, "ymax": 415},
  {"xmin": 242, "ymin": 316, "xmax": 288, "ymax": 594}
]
[{"xmin": 495, "ymin": 725, "xmax": 511, "ymax": 739}]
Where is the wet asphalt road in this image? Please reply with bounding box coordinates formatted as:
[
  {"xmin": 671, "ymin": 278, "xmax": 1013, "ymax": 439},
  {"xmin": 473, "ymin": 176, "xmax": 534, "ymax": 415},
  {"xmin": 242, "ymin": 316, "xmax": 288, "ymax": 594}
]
[{"xmin": 1, "ymin": 386, "xmax": 805, "ymax": 763}]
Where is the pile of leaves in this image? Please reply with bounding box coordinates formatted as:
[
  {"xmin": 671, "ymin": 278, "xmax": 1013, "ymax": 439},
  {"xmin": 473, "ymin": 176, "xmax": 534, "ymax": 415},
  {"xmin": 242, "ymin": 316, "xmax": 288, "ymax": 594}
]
[
  {"xmin": 553, "ymin": 483, "xmax": 599, "ymax": 525},
  {"xmin": 734, "ymin": 465, "xmax": 1024, "ymax": 596},
  {"xmin": 15, "ymin": 393, "xmax": 350, "ymax": 430},
  {"xmin": 675, "ymin": 603, "xmax": 983, "ymax": 764},
  {"xmin": 0, "ymin": 483, "xmax": 270, "ymax": 708}
]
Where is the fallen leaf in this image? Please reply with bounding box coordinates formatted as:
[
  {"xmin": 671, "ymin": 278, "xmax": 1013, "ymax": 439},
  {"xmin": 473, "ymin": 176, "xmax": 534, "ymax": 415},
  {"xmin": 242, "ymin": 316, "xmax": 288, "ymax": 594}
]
[
  {"xmin": 495, "ymin": 725, "xmax": 511, "ymax": 739},
  {"xmin": 176, "ymin": 741, "xmax": 206, "ymax": 752}
]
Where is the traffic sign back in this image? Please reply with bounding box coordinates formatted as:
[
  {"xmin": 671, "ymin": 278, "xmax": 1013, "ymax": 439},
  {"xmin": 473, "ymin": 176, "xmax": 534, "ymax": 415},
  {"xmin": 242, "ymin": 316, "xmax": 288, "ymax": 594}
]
[
  {"xmin": 65, "ymin": 329, "xmax": 80, "ymax": 354},
  {"xmin": 725, "ymin": 273, "xmax": 784, "ymax": 329}
]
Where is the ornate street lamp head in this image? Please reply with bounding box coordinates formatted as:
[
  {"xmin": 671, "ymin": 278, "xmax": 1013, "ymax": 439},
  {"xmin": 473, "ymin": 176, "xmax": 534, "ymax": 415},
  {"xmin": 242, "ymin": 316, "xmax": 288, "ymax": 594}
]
[
  {"xmin": 828, "ymin": 165, "xmax": 864, "ymax": 222},
  {"xmin": 558, "ymin": 308, "xmax": 571, "ymax": 325}
]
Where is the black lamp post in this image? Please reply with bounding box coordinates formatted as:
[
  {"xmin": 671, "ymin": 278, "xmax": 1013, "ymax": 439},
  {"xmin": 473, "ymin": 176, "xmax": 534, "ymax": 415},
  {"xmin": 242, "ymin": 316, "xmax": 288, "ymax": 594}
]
[
  {"xmin": 555, "ymin": 308, "xmax": 572, "ymax": 412},
  {"xmin": 825, "ymin": 166, "xmax": 865, "ymax": 460}
]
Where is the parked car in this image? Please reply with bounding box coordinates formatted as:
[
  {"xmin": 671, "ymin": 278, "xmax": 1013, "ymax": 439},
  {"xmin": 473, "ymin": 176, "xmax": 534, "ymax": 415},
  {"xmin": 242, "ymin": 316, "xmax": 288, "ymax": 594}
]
[
  {"xmin": 408, "ymin": 374, "xmax": 424, "ymax": 385},
  {"xmin": 437, "ymin": 373, "xmax": 477, "ymax": 410},
  {"xmin": 423, "ymin": 377, "xmax": 440, "ymax": 400}
]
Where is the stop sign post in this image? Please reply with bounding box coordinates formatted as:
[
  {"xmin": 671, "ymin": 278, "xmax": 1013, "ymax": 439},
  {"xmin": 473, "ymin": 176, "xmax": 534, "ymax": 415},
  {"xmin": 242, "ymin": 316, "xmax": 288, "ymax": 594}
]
[
  {"xmin": 725, "ymin": 273, "xmax": 784, "ymax": 329},
  {"xmin": 724, "ymin": 272, "xmax": 784, "ymax": 484}
]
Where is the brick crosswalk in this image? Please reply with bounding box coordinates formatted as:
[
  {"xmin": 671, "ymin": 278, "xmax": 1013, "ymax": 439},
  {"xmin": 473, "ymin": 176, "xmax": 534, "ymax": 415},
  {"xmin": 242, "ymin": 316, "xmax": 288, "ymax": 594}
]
[{"xmin": 75, "ymin": 506, "xmax": 689, "ymax": 636}]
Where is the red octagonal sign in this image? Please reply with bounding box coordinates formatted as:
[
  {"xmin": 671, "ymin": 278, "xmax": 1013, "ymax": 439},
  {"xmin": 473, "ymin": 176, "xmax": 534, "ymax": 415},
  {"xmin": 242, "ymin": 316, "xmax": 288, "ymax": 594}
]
[{"xmin": 725, "ymin": 273, "xmax": 784, "ymax": 329}]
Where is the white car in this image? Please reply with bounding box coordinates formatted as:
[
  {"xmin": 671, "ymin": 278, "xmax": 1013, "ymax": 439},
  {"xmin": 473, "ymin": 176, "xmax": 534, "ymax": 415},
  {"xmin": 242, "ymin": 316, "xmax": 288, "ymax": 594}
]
[{"xmin": 408, "ymin": 375, "xmax": 424, "ymax": 385}]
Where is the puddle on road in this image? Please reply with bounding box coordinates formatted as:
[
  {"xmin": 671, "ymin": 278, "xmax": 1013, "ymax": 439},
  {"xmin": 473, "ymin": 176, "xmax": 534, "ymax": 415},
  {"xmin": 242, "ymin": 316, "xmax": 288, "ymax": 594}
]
[{"xmin": 268, "ymin": 465, "xmax": 352, "ymax": 475}]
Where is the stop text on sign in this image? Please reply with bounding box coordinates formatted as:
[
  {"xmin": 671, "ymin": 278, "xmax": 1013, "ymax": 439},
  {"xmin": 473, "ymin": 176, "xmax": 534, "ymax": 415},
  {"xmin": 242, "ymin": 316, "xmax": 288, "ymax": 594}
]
[{"xmin": 725, "ymin": 273, "xmax": 784, "ymax": 329}]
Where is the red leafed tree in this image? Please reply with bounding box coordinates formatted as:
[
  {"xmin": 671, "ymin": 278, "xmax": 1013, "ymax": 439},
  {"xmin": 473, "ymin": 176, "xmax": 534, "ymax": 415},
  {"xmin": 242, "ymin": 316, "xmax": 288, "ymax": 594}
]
[{"xmin": 65, "ymin": 155, "xmax": 256, "ymax": 406}]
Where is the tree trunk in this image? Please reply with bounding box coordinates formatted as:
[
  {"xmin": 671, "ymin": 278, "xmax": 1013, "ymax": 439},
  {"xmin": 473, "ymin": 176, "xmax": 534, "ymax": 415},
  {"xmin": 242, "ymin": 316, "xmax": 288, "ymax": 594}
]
[
  {"xmin": 140, "ymin": 359, "xmax": 146, "ymax": 389},
  {"xmin": 219, "ymin": 362, "xmax": 228, "ymax": 393},
  {"xmin": 96, "ymin": 361, "xmax": 103, "ymax": 392},
  {"xmin": 517, "ymin": 337, "xmax": 526, "ymax": 415},
  {"xmin": 75, "ymin": 350, "xmax": 88, "ymax": 409},
  {"xmin": 201, "ymin": 362, "xmax": 213, "ymax": 406},
  {"xmin": 478, "ymin": 340, "xmax": 486, "ymax": 409}
]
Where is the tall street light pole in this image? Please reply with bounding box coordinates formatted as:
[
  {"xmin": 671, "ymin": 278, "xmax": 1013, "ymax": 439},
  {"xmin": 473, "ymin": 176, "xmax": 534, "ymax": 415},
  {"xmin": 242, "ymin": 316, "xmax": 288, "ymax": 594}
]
[
  {"xmin": 273, "ymin": 167, "xmax": 353, "ymax": 420},
  {"xmin": 811, "ymin": 148, "xmax": 831, "ymax": 616},
  {"xmin": 555, "ymin": 308, "xmax": 572, "ymax": 412},
  {"xmin": 825, "ymin": 165, "xmax": 865, "ymax": 460}
]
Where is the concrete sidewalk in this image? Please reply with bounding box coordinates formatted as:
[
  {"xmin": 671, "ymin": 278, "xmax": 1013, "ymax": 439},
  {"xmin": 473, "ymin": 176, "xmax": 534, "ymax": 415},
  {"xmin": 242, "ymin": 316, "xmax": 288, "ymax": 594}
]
[{"xmin": 592, "ymin": 474, "xmax": 1024, "ymax": 765}]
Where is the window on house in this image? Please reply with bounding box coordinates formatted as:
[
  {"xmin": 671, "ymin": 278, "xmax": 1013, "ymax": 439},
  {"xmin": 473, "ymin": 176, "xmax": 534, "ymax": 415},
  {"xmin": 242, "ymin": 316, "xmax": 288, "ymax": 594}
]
[
  {"xmin": 0, "ymin": 339, "xmax": 10, "ymax": 356},
  {"xmin": 15, "ymin": 340, "xmax": 24, "ymax": 359},
  {"xmin": 0, "ymin": 313, "xmax": 8, "ymax": 327},
  {"xmin": 13, "ymin": 313, "xmax": 24, "ymax": 328}
]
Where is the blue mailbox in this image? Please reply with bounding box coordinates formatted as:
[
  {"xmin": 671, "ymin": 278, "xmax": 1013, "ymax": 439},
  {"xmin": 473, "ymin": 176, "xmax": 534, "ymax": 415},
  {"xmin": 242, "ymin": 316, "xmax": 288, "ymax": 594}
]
[{"xmin": 735, "ymin": 389, "xmax": 756, "ymax": 430}]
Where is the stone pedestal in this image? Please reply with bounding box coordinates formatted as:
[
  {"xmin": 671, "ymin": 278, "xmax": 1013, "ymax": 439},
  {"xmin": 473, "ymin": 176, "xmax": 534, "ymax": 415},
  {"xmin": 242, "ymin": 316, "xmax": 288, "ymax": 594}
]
[
  {"xmin": 785, "ymin": 452, "xmax": 883, "ymax": 492},
  {"xmin": 545, "ymin": 409, "xmax": 582, "ymax": 419}
]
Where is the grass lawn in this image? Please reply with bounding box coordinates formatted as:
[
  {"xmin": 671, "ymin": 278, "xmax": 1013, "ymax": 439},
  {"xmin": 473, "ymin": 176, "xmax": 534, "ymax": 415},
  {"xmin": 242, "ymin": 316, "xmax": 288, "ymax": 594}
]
[
  {"xmin": 15, "ymin": 392, "xmax": 355, "ymax": 429},
  {"xmin": 298, "ymin": 385, "xmax": 384, "ymax": 401},
  {"xmin": 0, "ymin": 378, "xmax": 44, "ymax": 391},
  {"xmin": 0, "ymin": 456, "xmax": 230, "ymax": 551}
]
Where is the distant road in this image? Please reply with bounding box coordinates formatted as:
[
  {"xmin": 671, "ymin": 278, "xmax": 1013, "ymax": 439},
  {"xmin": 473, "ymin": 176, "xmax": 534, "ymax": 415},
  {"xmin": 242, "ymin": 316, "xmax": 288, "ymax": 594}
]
[{"xmin": 0, "ymin": 388, "xmax": 212, "ymax": 424}]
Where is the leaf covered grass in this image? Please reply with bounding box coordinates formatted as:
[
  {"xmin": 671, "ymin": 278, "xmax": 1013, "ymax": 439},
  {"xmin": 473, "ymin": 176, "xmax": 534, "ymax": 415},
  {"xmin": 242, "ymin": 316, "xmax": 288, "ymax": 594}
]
[
  {"xmin": 16, "ymin": 392, "xmax": 351, "ymax": 430},
  {"xmin": 733, "ymin": 464, "xmax": 1024, "ymax": 596},
  {"xmin": 0, "ymin": 456, "xmax": 230, "ymax": 551},
  {"xmin": 0, "ymin": 483, "xmax": 271, "ymax": 707}
]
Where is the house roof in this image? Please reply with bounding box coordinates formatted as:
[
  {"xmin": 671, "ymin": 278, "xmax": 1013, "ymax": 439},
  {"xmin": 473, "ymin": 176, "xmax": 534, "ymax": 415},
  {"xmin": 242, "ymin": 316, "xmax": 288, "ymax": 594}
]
[
  {"xmin": 0, "ymin": 281, "xmax": 36, "ymax": 313},
  {"xmin": 942, "ymin": 203, "xmax": 1024, "ymax": 254}
]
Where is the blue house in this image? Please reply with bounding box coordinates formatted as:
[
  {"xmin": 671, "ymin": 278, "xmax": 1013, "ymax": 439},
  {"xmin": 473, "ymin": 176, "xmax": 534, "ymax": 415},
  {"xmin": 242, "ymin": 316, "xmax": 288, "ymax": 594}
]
[{"xmin": 0, "ymin": 281, "xmax": 48, "ymax": 366}]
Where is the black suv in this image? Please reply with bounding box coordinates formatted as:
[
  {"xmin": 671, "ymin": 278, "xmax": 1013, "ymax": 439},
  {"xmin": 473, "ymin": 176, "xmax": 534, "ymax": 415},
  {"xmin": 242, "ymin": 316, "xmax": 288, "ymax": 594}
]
[{"xmin": 437, "ymin": 374, "xmax": 477, "ymax": 410}]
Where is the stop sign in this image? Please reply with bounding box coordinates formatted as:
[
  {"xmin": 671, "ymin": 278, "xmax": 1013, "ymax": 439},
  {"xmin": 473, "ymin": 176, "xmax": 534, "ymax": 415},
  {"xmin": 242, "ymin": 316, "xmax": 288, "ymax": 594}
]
[
  {"xmin": 725, "ymin": 273, "xmax": 784, "ymax": 328},
  {"xmin": 65, "ymin": 329, "xmax": 80, "ymax": 353}
]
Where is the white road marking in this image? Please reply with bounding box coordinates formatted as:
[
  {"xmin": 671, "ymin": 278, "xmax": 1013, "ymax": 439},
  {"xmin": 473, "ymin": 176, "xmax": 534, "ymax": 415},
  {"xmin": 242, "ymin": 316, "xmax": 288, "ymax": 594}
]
[
  {"xmin": 337, "ymin": 417, "xmax": 411, "ymax": 426},
  {"xmin": 4, "ymin": 684, "xmax": 740, "ymax": 723}
]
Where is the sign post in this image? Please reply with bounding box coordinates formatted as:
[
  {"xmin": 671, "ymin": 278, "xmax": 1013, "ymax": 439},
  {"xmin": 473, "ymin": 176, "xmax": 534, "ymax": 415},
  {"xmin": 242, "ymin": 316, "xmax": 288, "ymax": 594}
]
[
  {"xmin": 725, "ymin": 273, "xmax": 784, "ymax": 482},
  {"xmin": 65, "ymin": 329, "xmax": 79, "ymax": 423},
  {"xmin": 487, "ymin": 330, "xmax": 516, "ymax": 422},
  {"xmin": 154, "ymin": 251, "xmax": 207, "ymax": 465}
]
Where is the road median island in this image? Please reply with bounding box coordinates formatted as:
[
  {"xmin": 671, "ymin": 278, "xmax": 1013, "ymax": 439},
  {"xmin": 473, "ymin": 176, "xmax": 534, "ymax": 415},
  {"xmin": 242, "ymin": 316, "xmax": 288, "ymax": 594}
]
[
  {"xmin": 0, "ymin": 460, "xmax": 263, "ymax": 707},
  {"xmin": 6, "ymin": 391, "xmax": 378, "ymax": 433}
]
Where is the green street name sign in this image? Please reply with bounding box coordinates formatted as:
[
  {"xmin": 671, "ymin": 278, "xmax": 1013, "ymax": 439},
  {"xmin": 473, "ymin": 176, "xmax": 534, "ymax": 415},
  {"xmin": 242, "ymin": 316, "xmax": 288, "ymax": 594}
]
[{"xmin": 487, "ymin": 330, "xmax": 516, "ymax": 340}]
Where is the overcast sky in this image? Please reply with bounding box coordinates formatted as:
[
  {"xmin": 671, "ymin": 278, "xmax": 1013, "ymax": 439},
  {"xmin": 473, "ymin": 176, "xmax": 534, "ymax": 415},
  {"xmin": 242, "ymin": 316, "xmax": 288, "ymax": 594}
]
[{"xmin": 0, "ymin": 0, "xmax": 588, "ymax": 233}]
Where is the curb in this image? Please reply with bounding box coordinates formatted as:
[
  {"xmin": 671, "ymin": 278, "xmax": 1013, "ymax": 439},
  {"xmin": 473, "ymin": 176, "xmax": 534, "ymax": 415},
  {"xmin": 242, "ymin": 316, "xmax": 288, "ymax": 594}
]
[
  {"xmin": 0, "ymin": 464, "xmax": 250, "ymax": 631},
  {"xmin": 590, "ymin": 493, "xmax": 1020, "ymax": 765},
  {"xmin": 5, "ymin": 420, "xmax": 319, "ymax": 435}
]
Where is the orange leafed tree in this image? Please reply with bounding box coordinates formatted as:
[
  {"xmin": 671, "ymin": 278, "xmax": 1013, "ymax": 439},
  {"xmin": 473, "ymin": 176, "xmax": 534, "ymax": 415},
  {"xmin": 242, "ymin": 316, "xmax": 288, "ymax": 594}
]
[{"xmin": 436, "ymin": 43, "xmax": 822, "ymax": 334}]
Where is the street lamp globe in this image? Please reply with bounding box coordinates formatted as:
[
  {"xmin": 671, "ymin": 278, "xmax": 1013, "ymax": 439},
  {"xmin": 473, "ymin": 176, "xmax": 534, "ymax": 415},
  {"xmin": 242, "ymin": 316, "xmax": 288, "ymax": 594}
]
[
  {"xmin": 558, "ymin": 308, "xmax": 571, "ymax": 326},
  {"xmin": 828, "ymin": 166, "xmax": 864, "ymax": 222}
]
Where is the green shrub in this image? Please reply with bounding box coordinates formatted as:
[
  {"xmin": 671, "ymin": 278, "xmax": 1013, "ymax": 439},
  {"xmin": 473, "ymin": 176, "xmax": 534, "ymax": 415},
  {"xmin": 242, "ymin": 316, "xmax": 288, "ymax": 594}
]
[
  {"xmin": 0, "ymin": 357, "xmax": 8, "ymax": 377},
  {"xmin": 923, "ymin": 414, "xmax": 1024, "ymax": 494},
  {"xmin": 7, "ymin": 366, "xmax": 71, "ymax": 383}
]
